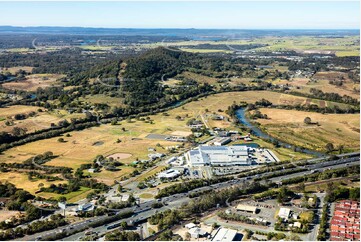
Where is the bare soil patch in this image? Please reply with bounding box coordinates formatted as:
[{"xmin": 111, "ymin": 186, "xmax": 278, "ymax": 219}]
[{"xmin": 107, "ymin": 153, "xmax": 132, "ymax": 160}]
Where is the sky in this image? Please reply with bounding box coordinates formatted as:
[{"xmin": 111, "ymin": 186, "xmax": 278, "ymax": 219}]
[{"xmin": 0, "ymin": 1, "xmax": 359, "ymax": 29}]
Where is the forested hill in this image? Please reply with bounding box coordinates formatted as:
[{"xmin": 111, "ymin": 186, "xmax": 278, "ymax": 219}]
[{"xmin": 83, "ymin": 47, "xmax": 215, "ymax": 107}]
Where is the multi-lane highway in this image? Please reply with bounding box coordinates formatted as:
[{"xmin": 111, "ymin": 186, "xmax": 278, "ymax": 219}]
[{"xmin": 20, "ymin": 153, "xmax": 359, "ymax": 241}]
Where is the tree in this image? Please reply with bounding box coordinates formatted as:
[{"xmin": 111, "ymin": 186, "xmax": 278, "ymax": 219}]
[
  {"xmin": 304, "ymin": 117, "xmax": 312, "ymax": 125},
  {"xmin": 325, "ymin": 143, "xmax": 334, "ymax": 153},
  {"xmin": 117, "ymin": 185, "xmax": 123, "ymax": 193},
  {"xmin": 58, "ymin": 196, "xmax": 67, "ymax": 203},
  {"xmin": 38, "ymin": 183, "xmax": 44, "ymax": 190}
]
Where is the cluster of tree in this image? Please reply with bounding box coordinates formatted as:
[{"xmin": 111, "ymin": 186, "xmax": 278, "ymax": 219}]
[
  {"xmin": 148, "ymin": 209, "xmax": 181, "ymax": 230},
  {"xmin": 0, "ymin": 214, "xmax": 67, "ymax": 240},
  {"xmin": 249, "ymin": 110, "xmax": 268, "ymax": 120},
  {"xmin": 276, "ymin": 186, "xmax": 296, "ymax": 204},
  {"xmin": 155, "ymin": 176, "xmax": 233, "ymax": 198},
  {"xmin": 317, "ymin": 202, "xmax": 329, "ymax": 241},
  {"xmin": 288, "ymin": 89, "xmax": 359, "ymax": 106},
  {"xmin": 254, "ymin": 168, "xmax": 308, "ymax": 181},
  {"xmin": 237, "ymin": 162, "xmax": 297, "ymax": 179},
  {"xmin": 254, "ymin": 231, "xmax": 288, "ymax": 241},
  {"xmin": 217, "ymin": 211, "xmax": 268, "ymax": 226},
  {"xmin": 105, "ymin": 231, "xmax": 140, "ymax": 241},
  {"xmin": 156, "ymin": 229, "xmax": 183, "ymax": 241},
  {"xmin": 275, "ymin": 216, "xmax": 311, "ymax": 233},
  {"xmin": 77, "ymin": 207, "xmax": 108, "ymax": 218},
  {"xmin": 281, "ymin": 165, "xmax": 360, "ymax": 186}
]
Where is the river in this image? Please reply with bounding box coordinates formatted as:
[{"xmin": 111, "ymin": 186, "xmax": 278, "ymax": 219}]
[{"xmin": 235, "ymin": 108, "xmax": 324, "ymax": 157}]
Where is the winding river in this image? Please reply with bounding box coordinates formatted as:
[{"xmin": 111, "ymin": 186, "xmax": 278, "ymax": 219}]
[{"xmin": 235, "ymin": 108, "xmax": 324, "ymax": 157}]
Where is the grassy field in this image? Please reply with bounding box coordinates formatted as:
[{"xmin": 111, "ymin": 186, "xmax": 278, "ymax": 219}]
[
  {"xmin": 2, "ymin": 74, "xmax": 65, "ymax": 91},
  {"xmin": 231, "ymin": 138, "xmax": 313, "ymax": 161},
  {"xmin": 0, "ymin": 66, "xmax": 34, "ymax": 74},
  {"xmin": 39, "ymin": 186, "xmax": 92, "ymax": 202},
  {"xmin": 144, "ymin": 36, "xmax": 359, "ymax": 56},
  {"xmin": 0, "ymin": 171, "xmax": 66, "ymax": 194},
  {"xmin": 273, "ymin": 71, "xmax": 360, "ymax": 100},
  {"xmin": 0, "ymin": 91, "xmax": 354, "ymax": 191},
  {"xmin": 179, "ymin": 48, "xmax": 232, "ymax": 53},
  {"xmin": 256, "ymin": 108, "xmax": 360, "ymax": 152},
  {"xmin": 0, "ymin": 106, "xmax": 86, "ymax": 133},
  {"xmin": 79, "ymin": 94, "xmax": 124, "ymax": 108}
]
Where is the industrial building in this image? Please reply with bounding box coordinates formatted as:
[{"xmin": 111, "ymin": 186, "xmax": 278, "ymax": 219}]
[
  {"xmin": 278, "ymin": 207, "xmax": 291, "ymax": 220},
  {"xmin": 186, "ymin": 145, "xmax": 253, "ymax": 167},
  {"xmin": 236, "ymin": 204, "xmax": 259, "ymax": 214},
  {"xmin": 212, "ymin": 228, "xmax": 238, "ymax": 242},
  {"xmin": 157, "ymin": 169, "xmax": 181, "ymax": 179}
]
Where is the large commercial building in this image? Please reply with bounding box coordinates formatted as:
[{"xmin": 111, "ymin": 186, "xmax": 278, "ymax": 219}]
[{"xmin": 186, "ymin": 145, "xmax": 253, "ymax": 167}]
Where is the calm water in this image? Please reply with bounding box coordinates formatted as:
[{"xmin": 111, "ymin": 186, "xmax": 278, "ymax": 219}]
[{"xmin": 235, "ymin": 108, "xmax": 324, "ymax": 157}]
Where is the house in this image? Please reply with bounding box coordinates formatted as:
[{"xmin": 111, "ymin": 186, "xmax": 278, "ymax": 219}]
[
  {"xmin": 189, "ymin": 227, "xmax": 207, "ymax": 238},
  {"xmin": 212, "ymin": 228, "xmax": 238, "ymax": 242},
  {"xmin": 236, "ymin": 204, "xmax": 258, "ymax": 214},
  {"xmin": 278, "ymin": 207, "xmax": 291, "ymax": 219},
  {"xmin": 148, "ymin": 153, "xmax": 165, "ymax": 160},
  {"xmin": 121, "ymin": 194, "xmax": 130, "ymax": 202},
  {"xmin": 294, "ymin": 222, "xmax": 302, "ymax": 229},
  {"xmin": 184, "ymin": 222, "xmax": 197, "ymax": 229}
]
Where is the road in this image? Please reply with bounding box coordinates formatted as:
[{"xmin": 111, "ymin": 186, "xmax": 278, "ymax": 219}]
[{"xmin": 19, "ymin": 154, "xmax": 359, "ymax": 241}]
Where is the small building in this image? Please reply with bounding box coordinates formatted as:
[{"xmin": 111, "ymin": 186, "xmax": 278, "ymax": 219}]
[
  {"xmin": 294, "ymin": 221, "xmax": 302, "ymax": 229},
  {"xmin": 213, "ymin": 137, "xmax": 231, "ymax": 146},
  {"xmin": 184, "ymin": 222, "xmax": 197, "ymax": 229},
  {"xmin": 216, "ymin": 131, "xmax": 229, "ymax": 137},
  {"xmin": 121, "ymin": 194, "xmax": 130, "ymax": 202},
  {"xmin": 212, "ymin": 228, "xmax": 238, "ymax": 242},
  {"xmin": 189, "ymin": 227, "xmax": 207, "ymax": 238},
  {"xmin": 77, "ymin": 203, "xmax": 94, "ymax": 212},
  {"xmin": 278, "ymin": 207, "xmax": 291, "ymax": 219},
  {"xmin": 148, "ymin": 153, "xmax": 165, "ymax": 160},
  {"xmin": 236, "ymin": 204, "xmax": 258, "ymax": 214}
]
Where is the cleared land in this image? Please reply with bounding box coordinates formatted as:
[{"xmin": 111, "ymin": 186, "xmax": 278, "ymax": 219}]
[
  {"xmin": 0, "ymin": 171, "xmax": 65, "ymax": 195},
  {"xmin": 275, "ymin": 71, "xmax": 360, "ymax": 100},
  {"xmin": 0, "ymin": 107, "xmax": 85, "ymax": 133},
  {"xmin": 0, "ymin": 66, "xmax": 34, "ymax": 74},
  {"xmin": 2, "ymin": 74, "xmax": 65, "ymax": 91},
  {"xmin": 256, "ymin": 108, "xmax": 360, "ymax": 152}
]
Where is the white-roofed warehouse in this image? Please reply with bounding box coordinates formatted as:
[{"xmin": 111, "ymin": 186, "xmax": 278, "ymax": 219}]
[{"xmin": 186, "ymin": 145, "xmax": 253, "ymax": 167}]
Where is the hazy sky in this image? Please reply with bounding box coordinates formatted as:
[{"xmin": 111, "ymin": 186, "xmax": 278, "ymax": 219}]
[{"xmin": 0, "ymin": 1, "xmax": 359, "ymax": 29}]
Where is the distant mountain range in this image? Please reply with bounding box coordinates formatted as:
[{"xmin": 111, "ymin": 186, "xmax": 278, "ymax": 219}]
[{"xmin": 0, "ymin": 26, "xmax": 359, "ymax": 39}]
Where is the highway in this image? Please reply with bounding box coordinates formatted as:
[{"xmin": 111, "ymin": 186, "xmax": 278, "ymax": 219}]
[{"xmin": 20, "ymin": 153, "xmax": 359, "ymax": 241}]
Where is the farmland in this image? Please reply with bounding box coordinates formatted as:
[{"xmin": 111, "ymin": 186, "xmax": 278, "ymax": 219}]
[
  {"xmin": 1, "ymin": 74, "xmax": 65, "ymax": 91},
  {"xmin": 255, "ymin": 108, "xmax": 360, "ymax": 152}
]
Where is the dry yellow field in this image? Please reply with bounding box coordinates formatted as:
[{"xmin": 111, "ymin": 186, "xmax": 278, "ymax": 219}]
[
  {"xmin": 284, "ymin": 72, "xmax": 360, "ymax": 100},
  {"xmin": 1, "ymin": 66, "xmax": 34, "ymax": 74},
  {"xmin": 0, "ymin": 107, "xmax": 86, "ymax": 133},
  {"xmin": 2, "ymin": 74, "xmax": 64, "ymax": 91},
  {"xmin": 0, "ymin": 171, "xmax": 66, "ymax": 194},
  {"xmin": 256, "ymin": 108, "xmax": 360, "ymax": 152},
  {"xmin": 0, "ymin": 105, "xmax": 40, "ymax": 118}
]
